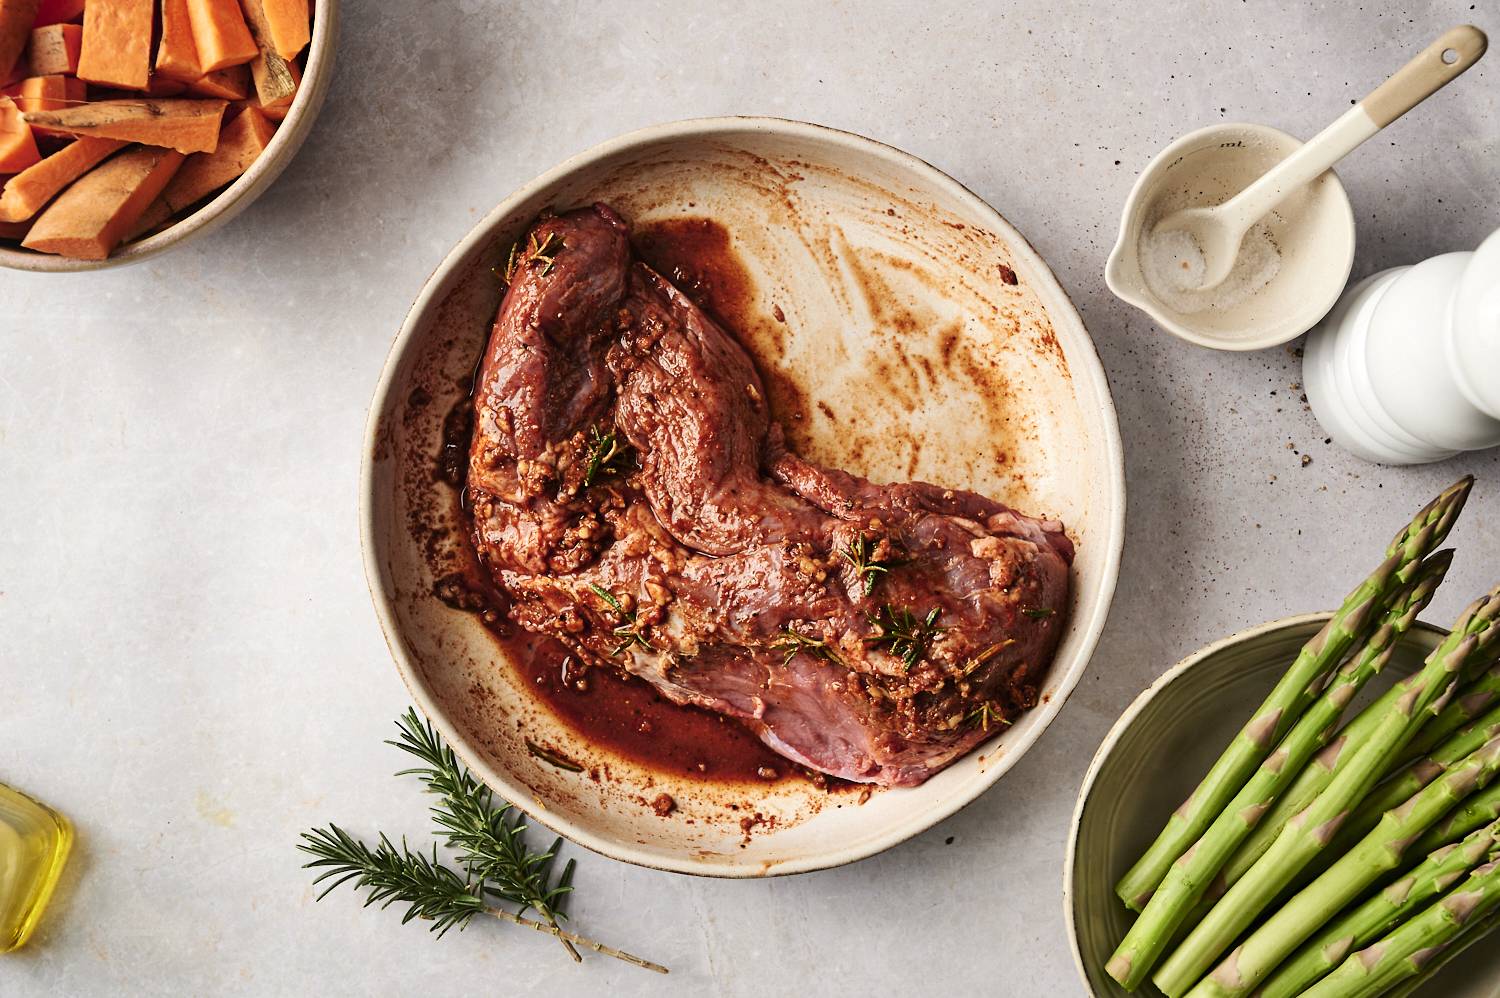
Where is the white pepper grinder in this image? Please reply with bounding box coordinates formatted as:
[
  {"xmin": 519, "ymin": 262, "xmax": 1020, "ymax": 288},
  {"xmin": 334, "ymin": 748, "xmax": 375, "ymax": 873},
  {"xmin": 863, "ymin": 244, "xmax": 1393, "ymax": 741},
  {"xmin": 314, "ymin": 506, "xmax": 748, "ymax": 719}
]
[{"xmin": 1303, "ymin": 227, "xmax": 1500, "ymax": 465}]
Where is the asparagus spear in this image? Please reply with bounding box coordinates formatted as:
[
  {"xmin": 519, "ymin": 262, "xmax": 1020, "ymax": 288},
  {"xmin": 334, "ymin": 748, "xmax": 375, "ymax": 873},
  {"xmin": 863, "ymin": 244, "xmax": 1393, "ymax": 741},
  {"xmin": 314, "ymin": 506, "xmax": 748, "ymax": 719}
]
[
  {"xmin": 1392, "ymin": 663, "xmax": 1500, "ymax": 768},
  {"xmin": 1156, "ymin": 588, "xmax": 1500, "ymax": 998},
  {"xmin": 1409, "ymin": 779, "xmax": 1500, "ymax": 858},
  {"xmin": 1382, "ymin": 907, "xmax": 1500, "ymax": 998},
  {"xmin": 1104, "ymin": 556, "xmax": 1451, "ymax": 990},
  {"xmin": 1113, "ymin": 479, "xmax": 1471, "ymax": 912},
  {"xmin": 1208, "ymin": 581, "xmax": 1497, "ymax": 907},
  {"xmin": 1186, "ymin": 734, "xmax": 1500, "ymax": 998},
  {"xmin": 1258, "ymin": 820, "xmax": 1500, "ymax": 998},
  {"xmin": 1321, "ymin": 701, "xmax": 1500, "ymax": 863},
  {"xmin": 1301, "ymin": 857, "xmax": 1500, "ymax": 998}
]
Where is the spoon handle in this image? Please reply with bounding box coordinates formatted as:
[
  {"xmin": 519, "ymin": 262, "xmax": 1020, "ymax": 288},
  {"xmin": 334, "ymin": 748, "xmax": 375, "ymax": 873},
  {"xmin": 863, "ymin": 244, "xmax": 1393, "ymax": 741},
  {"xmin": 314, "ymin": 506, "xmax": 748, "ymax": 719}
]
[
  {"xmin": 1364, "ymin": 24, "xmax": 1487, "ymax": 128},
  {"xmin": 1220, "ymin": 26, "xmax": 1487, "ymax": 235}
]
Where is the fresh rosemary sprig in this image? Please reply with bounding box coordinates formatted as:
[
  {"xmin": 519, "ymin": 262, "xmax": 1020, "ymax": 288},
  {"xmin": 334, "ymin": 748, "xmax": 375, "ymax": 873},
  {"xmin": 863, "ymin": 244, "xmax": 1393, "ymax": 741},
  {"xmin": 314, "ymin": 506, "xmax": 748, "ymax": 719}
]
[
  {"xmin": 297, "ymin": 711, "xmax": 667, "ymax": 973},
  {"xmin": 298, "ymin": 825, "xmax": 666, "ymax": 973},
  {"xmin": 866, "ymin": 604, "xmax": 944, "ymax": 672},
  {"xmin": 838, "ymin": 533, "xmax": 905, "ymax": 597},
  {"xmin": 581, "ymin": 426, "xmax": 630, "ymax": 487},
  {"xmin": 390, "ymin": 711, "xmax": 573, "ymax": 945},
  {"xmin": 770, "ymin": 623, "xmax": 844, "ymax": 666},
  {"xmin": 587, "ymin": 583, "xmax": 652, "ymax": 655}
]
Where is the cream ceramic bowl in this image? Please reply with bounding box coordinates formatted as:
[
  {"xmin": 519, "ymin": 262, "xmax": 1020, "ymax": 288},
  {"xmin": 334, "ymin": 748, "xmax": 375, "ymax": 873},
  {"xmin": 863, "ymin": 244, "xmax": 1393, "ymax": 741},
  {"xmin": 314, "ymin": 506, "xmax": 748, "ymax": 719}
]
[
  {"xmin": 363, "ymin": 117, "xmax": 1125, "ymax": 877},
  {"xmin": 0, "ymin": 0, "xmax": 338, "ymax": 273},
  {"xmin": 1066, "ymin": 613, "xmax": 1498, "ymax": 996},
  {"xmin": 1105, "ymin": 123, "xmax": 1356, "ymax": 351}
]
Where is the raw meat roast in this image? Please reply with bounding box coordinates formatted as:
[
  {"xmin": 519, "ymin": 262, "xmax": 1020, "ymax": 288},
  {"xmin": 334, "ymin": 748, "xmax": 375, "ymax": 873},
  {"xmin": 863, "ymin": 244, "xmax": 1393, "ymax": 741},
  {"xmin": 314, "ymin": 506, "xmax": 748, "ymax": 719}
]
[{"xmin": 466, "ymin": 204, "xmax": 1073, "ymax": 786}]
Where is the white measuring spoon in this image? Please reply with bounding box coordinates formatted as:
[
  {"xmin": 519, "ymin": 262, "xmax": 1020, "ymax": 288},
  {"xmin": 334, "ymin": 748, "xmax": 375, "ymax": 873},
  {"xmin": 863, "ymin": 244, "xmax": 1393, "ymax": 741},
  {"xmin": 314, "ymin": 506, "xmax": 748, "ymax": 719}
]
[{"xmin": 1154, "ymin": 24, "xmax": 1487, "ymax": 291}]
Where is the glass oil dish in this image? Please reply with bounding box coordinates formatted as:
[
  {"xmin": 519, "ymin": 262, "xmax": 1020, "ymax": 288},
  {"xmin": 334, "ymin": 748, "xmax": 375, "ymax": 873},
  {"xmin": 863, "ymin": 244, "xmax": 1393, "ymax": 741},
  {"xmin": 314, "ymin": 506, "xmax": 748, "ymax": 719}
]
[{"xmin": 0, "ymin": 783, "xmax": 72, "ymax": 953}]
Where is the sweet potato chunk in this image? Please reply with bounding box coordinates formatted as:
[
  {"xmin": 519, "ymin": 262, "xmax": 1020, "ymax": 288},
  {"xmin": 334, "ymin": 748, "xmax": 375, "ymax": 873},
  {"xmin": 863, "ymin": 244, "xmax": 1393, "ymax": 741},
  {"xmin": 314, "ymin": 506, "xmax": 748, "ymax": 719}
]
[
  {"xmin": 16, "ymin": 74, "xmax": 84, "ymax": 113},
  {"xmin": 187, "ymin": 64, "xmax": 250, "ymax": 100},
  {"xmin": 23, "ymin": 143, "xmax": 184, "ymax": 257},
  {"xmin": 154, "ymin": 0, "xmax": 203, "ymax": 82},
  {"xmin": 0, "ymin": 135, "xmax": 125, "ymax": 220},
  {"xmin": 26, "ymin": 23, "xmax": 83, "ymax": 76},
  {"xmin": 33, "ymin": 0, "xmax": 84, "ymax": 27},
  {"xmin": 249, "ymin": 44, "xmax": 299, "ymax": 117},
  {"xmin": 0, "ymin": 0, "xmax": 41, "ymax": 82},
  {"xmin": 23, "ymin": 98, "xmax": 228, "ymax": 153},
  {"xmin": 0, "ymin": 94, "xmax": 39, "ymax": 171},
  {"xmin": 256, "ymin": 0, "xmax": 309, "ymax": 60},
  {"xmin": 77, "ymin": 0, "xmax": 153, "ymax": 90},
  {"xmin": 186, "ymin": 0, "xmax": 257, "ymax": 73},
  {"xmin": 159, "ymin": 104, "xmax": 271, "ymax": 210}
]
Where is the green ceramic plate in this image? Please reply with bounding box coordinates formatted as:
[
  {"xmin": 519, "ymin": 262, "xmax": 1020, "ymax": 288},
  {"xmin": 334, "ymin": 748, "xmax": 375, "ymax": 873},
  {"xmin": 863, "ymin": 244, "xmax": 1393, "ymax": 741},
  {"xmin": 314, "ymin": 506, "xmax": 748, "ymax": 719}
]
[{"xmin": 1066, "ymin": 613, "xmax": 1500, "ymax": 997}]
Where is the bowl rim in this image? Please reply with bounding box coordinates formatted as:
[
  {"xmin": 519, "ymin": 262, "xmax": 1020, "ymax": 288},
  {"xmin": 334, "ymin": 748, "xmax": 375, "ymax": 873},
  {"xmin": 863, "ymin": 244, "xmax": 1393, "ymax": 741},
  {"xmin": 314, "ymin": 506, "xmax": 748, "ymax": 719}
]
[
  {"xmin": 1062, "ymin": 611, "xmax": 1450, "ymax": 995},
  {"xmin": 0, "ymin": 0, "xmax": 339, "ymax": 273},
  {"xmin": 361, "ymin": 114, "xmax": 1127, "ymax": 877},
  {"xmin": 1103, "ymin": 121, "xmax": 1357, "ymax": 352}
]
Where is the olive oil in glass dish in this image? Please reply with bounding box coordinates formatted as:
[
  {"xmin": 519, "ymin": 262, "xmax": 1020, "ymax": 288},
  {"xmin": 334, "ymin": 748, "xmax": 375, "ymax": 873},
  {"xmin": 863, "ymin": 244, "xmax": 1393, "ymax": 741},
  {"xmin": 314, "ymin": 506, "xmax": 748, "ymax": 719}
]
[{"xmin": 0, "ymin": 783, "xmax": 72, "ymax": 952}]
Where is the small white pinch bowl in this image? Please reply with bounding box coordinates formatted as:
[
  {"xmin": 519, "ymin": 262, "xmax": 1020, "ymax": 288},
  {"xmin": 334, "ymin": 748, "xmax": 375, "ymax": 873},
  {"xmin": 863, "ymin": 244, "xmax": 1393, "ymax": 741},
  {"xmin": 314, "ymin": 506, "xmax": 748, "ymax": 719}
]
[
  {"xmin": 1065, "ymin": 613, "xmax": 1499, "ymax": 997},
  {"xmin": 364, "ymin": 117, "xmax": 1125, "ymax": 877},
  {"xmin": 0, "ymin": 0, "xmax": 339, "ymax": 273},
  {"xmin": 1105, "ymin": 123, "xmax": 1356, "ymax": 351}
]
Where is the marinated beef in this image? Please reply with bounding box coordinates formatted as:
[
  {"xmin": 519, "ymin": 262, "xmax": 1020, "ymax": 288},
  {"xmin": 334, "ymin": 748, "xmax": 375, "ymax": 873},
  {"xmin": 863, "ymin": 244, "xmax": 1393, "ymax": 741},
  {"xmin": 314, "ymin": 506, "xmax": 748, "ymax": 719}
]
[{"xmin": 467, "ymin": 203, "xmax": 1073, "ymax": 787}]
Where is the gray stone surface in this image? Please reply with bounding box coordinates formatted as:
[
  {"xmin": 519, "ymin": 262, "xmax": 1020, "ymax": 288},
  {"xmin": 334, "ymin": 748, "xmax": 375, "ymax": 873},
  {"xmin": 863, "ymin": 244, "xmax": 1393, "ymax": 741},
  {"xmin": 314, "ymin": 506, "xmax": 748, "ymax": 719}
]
[{"xmin": 3, "ymin": 2, "xmax": 1498, "ymax": 994}]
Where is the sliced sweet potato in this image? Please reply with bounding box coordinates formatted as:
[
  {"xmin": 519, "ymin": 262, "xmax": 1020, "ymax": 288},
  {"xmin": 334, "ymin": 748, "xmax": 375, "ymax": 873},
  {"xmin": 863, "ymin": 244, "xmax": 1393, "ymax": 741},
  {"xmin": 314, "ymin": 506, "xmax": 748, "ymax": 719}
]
[
  {"xmin": 33, "ymin": 0, "xmax": 85, "ymax": 27},
  {"xmin": 0, "ymin": 94, "xmax": 39, "ymax": 171},
  {"xmin": 255, "ymin": 0, "xmax": 309, "ymax": 60},
  {"xmin": 122, "ymin": 190, "xmax": 171, "ymax": 240},
  {"xmin": 16, "ymin": 74, "xmax": 84, "ymax": 113},
  {"xmin": 159, "ymin": 104, "xmax": 270, "ymax": 210},
  {"xmin": 249, "ymin": 43, "xmax": 298, "ymax": 116},
  {"xmin": 23, "ymin": 98, "xmax": 228, "ymax": 153},
  {"xmin": 0, "ymin": 0, "xmax": 41, "ymax": 82},
  {"xmin": 77, "ymin": 0, "xmax": 154, "ymax": 90},
  {"xmin": 0, "ymin": 135, "xmax": 125, "ymax": 220},
  {"xmin": 26, "ymin": 23, "xmax": 83, "ymax": 76},
  {"xmin": 187, "ymin": 63, "xmax": 250, "ymax": 100},
  {"xmin": 155, "ymin": 0, "xmax": 203, "ymax": 82},
  {"xmin": 23, "ymin": 143, "xmax": 184, "ymax": 258},
  {"xmin": 186, "ymin": 0, "xmax": 257, "ymax": 73},
  {"xmin": 240, "ymin": 0, "xmax": 299, "ymax": 106}
]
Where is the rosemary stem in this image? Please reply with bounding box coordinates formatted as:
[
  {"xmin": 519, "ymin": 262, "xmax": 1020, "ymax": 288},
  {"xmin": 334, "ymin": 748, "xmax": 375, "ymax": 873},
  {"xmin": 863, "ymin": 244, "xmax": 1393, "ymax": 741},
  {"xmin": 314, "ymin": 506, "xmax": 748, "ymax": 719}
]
[
  {"xmin": 483, "ymin": 907, "xmax": 668, "ymax": 973},
  {"xmin": 545, "ymin": 911, "xmax": 582, "ymax": 962}
]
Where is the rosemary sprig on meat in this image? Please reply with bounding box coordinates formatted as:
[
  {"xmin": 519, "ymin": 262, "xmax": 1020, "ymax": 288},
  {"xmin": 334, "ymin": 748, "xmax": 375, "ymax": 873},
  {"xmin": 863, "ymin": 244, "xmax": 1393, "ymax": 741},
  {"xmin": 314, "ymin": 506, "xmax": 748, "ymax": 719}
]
[
  {"xmin": 587, "ymin": 583, "xmax": 652, "ymax": 654},
  {"xmin": 1021, "ymin": 607, "xmax": 1055, "ymax": 620},
  {"xmin": 526, "ymin": 231, "xmax": 564, "ymax": 276},
  {"xmin": 770, "ymin": 623, "xmax": 844, "ymax": 666},
  {"xmin": 494, "ymin": 231, "xmax": 566, "ymax": 287},
  {"xmin": 965, "ymin": 702, "xmax": 1012, "ymax": 732},
  {"xmin": 298, "ymin": 711, "xmax": 666, "ymax": 973},
  {"xmin": 866, "ymin": 604, "xmax": 945, "ymax": 672},
  {"xmin": 581, "ymin": 426, "xmax": 630, "ymax": 487},
  {"xmin": 839, "ymin": 533, "xmax": 905, "ymax": 597}
]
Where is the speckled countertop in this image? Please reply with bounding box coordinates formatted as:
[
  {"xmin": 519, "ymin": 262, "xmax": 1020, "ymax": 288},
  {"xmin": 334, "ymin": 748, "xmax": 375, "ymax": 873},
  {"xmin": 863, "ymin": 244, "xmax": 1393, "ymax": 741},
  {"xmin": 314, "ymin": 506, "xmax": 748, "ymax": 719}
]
[{"xmin": 3, "ymin": 2, "xmax": 1498, "ymax": 995}]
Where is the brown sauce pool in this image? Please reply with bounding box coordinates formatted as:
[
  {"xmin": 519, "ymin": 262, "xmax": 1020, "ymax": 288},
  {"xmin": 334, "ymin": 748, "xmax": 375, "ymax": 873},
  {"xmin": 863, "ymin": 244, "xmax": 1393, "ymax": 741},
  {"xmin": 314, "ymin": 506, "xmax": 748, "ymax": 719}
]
[
  {"xmin": 442, "ymin": 216, "xmax": 851, "ymax": 792},
  {"xmin": 503, "ymin": 628, "xmax": 797, "ymax": 784}
]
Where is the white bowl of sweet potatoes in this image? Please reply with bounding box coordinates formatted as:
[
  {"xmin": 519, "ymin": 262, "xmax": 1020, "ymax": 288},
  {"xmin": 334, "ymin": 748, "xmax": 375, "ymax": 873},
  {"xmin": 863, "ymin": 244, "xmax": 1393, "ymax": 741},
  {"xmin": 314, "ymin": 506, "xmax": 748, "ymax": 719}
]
[{"xmin": 0, "ymin": 0, "xmax": 336, "ymax": 270}]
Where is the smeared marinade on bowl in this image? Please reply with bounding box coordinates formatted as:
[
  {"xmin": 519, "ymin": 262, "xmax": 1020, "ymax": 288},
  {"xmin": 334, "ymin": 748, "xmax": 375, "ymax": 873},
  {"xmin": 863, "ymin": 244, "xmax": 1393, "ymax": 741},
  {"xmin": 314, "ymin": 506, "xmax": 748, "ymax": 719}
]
[{"xmin": 446, "ymin": 202, "xmax": 1074, "ymax": 791}]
